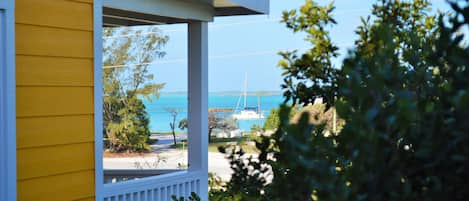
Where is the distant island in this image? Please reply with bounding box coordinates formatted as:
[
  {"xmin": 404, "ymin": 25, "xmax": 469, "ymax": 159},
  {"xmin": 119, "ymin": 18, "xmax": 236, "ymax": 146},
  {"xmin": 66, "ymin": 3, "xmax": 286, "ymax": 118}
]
[{"xmin": 160, "ymin": 91, "xmax": 283, "ymax": 96}]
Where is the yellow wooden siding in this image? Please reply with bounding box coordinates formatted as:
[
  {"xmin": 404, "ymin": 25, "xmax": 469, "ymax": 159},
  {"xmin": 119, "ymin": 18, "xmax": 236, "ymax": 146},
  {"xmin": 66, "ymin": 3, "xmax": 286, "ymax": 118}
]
[
  {"xmin": 75, "ymin": 197, "xmax": 96, "ymax": 201},
  {"xmin": 16, "ymin": 0, "xmax": 92, "ymax": 31},
  {"xmin": 17, "ymin": 115, "xmax": 94, "ymax": 149},
  {"xmin": 18, "ymin": 170, "xmax": 95, "ymax": 201},
  {"xmin": 71, "ymin": 0, "xmax": 94, "ymax": 4},
  {"xmin": 16, "ymin": 24, "xmax": 93, "ymax": 58},
  {"xmin": 17, "ymin": 143, "xmax": 94, "ymax": 180},
  {"xmin": 16, "ymin": 0, "xmax": 96, "ymax": 200},
  {"xmin": 17, "ymin": 87, "xmax": 94, "ymax": 117},
  {"xmin": 17, "ymin": 56, "xmax": 93, "ymax": 87}
]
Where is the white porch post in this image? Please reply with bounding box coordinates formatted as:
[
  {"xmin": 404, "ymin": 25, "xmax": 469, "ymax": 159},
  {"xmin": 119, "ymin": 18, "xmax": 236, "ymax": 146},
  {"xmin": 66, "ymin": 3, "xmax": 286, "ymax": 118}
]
[
  {"xmin": 0, "ymin": 1, "xmax": 16, "ymax": 201},
  {"xmin": 187, "ymin": 21, "xmax": 209, "ymax": 200}
]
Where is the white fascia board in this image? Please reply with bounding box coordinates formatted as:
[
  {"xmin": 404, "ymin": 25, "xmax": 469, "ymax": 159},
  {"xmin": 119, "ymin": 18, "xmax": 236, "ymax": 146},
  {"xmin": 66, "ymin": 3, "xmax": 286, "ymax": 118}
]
[
  {"xmin": 103, "ymin": 0, "xmax": 215, "ymax": 22},
  {"xmin": 229, "ymin": 0, "xmax": 270, "ymax": 14}
]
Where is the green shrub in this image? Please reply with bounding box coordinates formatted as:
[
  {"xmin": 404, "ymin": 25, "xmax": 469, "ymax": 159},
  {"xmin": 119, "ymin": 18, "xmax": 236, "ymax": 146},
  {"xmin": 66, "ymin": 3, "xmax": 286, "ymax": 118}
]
[
  {"xmin": 171, "ymin": 192, "xmax": 201, "ymax": 201},
  {"xmin": 263, "ymin": 107, "xmax": 297, "ymax": 131},
  {"xmin": 214, "ymin": 1, "xmax": 469, "ymax": 201}
]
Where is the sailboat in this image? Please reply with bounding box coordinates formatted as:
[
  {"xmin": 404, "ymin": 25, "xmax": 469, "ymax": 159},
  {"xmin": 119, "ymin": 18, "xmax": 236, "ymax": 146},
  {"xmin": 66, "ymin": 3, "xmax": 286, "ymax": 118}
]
[{"xmin": 232, "ymin": 74, "xmax": 265, "ymax": 120}]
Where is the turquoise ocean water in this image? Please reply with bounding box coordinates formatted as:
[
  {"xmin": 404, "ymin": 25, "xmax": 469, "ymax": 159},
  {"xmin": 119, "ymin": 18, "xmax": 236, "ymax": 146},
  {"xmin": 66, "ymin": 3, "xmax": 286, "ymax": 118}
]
[{"xmin": 143, "ymin": 93, "xmax": 284, "ymax": 132}]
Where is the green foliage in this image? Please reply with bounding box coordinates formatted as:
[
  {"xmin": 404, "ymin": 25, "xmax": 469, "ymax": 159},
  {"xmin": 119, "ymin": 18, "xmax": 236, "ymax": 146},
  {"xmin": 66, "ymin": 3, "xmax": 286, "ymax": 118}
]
[
  {"xmin": 214, "ymin": 0, "xmax": 469, "ymax": 201},
  {"xmin": 250, "ymin": 124, "xmax": 262, "ymax": 133},
  {"xmin": 106, "ymin": 96, "xmax": 151, "ymax": 151},
  {"xmin": 263, "ymin": 104, "xmax": 344, "ymax": 135},
  {"xmin": 209, "ymin": 173, "xmax": 224, "ymax": 192},
  {"xmin": 279, "ymin": 0, "xmax": 339, "ymax": 106},
  {"xmin": 213, "ymin": 105, "xmax": 340, "ymax": 201},
  {"xmin": 292, "ymin": 104, "xmax": 345, "ymax": 136},
  {"xmin": 103, "ymin": 26, "xmax": 167, "ymax": 152},
  {"xmin": 263, "ymin": 107, "xmax": 297, "ymax": 131},
  {"xmin": 171, "ymin": 192, "xmax": 201, "ymax": 201},
  {"xmin": 262, "ymin": 108, "xmax": 281, "ymax": 131},
  {"xmin": 180, "ymin": 113, "xmax": 238, "ymax": 142},
  {"xmin": 209, "ymin": 112, "xmax": 238, "ymax": 138},
  {"xmin": 210, "ymin": 146, "xmax": 269, "ymax": 201},
  {"xmin": 179, "ymin": 118, "xmax": 188, "ymax": 130}
]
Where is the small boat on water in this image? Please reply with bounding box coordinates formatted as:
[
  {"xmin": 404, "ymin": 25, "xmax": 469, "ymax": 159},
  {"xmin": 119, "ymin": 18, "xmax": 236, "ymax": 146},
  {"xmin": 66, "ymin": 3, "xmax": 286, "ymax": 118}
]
[
  {"xmin": 232, "ymin": 73, "xmax": 265, "ymax": 120},
  {"xmin": 232, "ymin": 106, "xmax": 264, "ymax": 120}
]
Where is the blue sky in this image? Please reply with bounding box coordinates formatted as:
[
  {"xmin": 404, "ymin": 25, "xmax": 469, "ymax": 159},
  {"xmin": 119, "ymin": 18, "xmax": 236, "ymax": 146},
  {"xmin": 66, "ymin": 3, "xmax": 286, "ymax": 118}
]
[{"xmin": 151, "ymin": 0, "xmax": 450, "ymax": 93}]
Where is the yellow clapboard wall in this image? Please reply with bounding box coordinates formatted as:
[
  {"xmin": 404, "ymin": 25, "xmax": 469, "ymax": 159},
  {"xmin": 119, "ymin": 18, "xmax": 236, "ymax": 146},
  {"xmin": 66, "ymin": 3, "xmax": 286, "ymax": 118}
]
[{"xmin": 15, "ymin": 0, "xmax": 95, "ymax": 200}]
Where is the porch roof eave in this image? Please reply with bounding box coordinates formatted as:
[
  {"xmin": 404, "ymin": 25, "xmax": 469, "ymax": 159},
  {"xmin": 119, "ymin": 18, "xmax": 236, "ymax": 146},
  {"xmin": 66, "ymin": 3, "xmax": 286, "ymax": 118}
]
[
  {"xmin": 215, "ymin": 0, "xmax": 269, "ymax": 16},
  {"xmin": 103, "ymin": 0, "xmax": 270, "ymax": 27}
]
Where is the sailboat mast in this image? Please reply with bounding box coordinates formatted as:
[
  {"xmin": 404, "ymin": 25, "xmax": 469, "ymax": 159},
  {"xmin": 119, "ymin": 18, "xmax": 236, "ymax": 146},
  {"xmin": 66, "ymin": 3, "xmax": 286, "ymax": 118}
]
[
  {"xmin": 258, "ymin": 95, "xmax": 261, "ymax": 118},
  {"xmin": 243, "ymin": 73, "xmax": 247, "ymax": 108}
]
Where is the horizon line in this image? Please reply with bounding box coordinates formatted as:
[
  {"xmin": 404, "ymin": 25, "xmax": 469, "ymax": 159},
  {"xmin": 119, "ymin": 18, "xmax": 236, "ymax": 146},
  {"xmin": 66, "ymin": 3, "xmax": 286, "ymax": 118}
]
[{"xmin": 160, "ymin": 90, "xmax": 283, "ymax": 94}]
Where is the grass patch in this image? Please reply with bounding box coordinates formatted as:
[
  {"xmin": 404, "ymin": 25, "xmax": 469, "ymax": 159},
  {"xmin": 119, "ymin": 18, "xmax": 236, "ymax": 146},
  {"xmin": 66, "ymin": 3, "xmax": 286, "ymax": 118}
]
[
  {"xmin": 170, "ymin": 137, "xmax": 259, "ymax": 154},
  {"xmin": 151, "ymin": 132, "xmax": 185, "ymax": 136},
  {"xmin": 208, "ymin": 142, "xmax": 259, "ymax": 154},
  {"xmin": 209, "ymin": 137, "xmax": 259, "ymax": 153},
  {"xmin": 209, "ymin": 136, "xmax": 249, "ymax": 143},
  {"xmin": 170, "ymin": 140, "xmax": 188, "ymax": 149}
]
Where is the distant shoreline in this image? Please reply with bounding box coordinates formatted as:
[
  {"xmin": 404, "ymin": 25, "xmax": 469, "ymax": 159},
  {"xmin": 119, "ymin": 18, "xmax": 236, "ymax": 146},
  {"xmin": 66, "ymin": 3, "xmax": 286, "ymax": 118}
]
[{"xmin": 160, "ymin": 91, "xmax": 283, "ymax": 96}]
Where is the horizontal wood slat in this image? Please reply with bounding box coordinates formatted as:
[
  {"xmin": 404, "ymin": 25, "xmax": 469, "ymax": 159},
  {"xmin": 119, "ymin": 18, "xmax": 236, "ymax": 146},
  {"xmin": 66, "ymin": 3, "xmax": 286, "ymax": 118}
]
[
  {"xmin": 17, "ymin": 55, "xmax": 93, "ymax": 86},
  {"xmin": 18, "ymin": 170, "xmax": 95, "ymax": 201},
  {"xmin": 17, "ymin": 115, "xmax": 94, "ymax": 148},
  {"xmin": 16, "ymin": 24, "xmax": 93, "ymax": 58},
  {"xmin": 69, "ymin": 0, "xmax": 93, "ymax": 4},
  {"xmin": 16, "ymin": 0, "xmax": 92, "ymax": 31},
  {"xmin": 75, "ymin": 196, "xmax": 95, "ymax": 201},
  {"xmin": 16, "ymin": 87, "xmax": 94, "ymax": 117},
  {"xmin": 17, "ymin": 143, "xmax": 94, "ymax": 180}
]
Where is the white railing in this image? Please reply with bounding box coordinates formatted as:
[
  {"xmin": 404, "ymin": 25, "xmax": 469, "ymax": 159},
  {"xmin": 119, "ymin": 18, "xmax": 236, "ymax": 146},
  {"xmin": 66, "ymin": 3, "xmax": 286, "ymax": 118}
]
[
  {"xmin": 104, "ymin": 169, "xmax": 181, "ymax": 184},
  {"xmin": 103, "ymin": 171, "xmax": 203, "ymax": 201}
]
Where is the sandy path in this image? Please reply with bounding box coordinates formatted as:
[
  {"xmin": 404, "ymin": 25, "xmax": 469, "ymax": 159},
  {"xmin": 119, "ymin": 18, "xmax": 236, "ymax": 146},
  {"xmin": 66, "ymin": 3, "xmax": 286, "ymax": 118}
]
[{"xmin": 104, "ymin": 134, "xmax": 234, "ymax": 180}]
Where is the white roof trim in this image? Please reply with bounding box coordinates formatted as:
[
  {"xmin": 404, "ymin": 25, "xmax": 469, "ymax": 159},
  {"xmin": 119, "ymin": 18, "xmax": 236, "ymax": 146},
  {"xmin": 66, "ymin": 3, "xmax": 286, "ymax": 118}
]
[
  {"xmin": 225, "ymin": 0, "xmax": 269, "ymax": 14},
  {"xmin": 103, "ymin": 0, "xmax": 215, "ymax": 22},
  {"xmin": 103, "ymin": 0, "xmax": 270, "ymax": 26}
]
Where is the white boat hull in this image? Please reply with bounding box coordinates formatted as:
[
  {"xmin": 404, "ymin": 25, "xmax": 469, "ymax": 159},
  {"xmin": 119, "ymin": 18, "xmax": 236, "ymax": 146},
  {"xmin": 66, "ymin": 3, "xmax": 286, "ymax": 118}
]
[{"xmin": 232, "ymin": 110, "xmax": 264, "ymax": 120}]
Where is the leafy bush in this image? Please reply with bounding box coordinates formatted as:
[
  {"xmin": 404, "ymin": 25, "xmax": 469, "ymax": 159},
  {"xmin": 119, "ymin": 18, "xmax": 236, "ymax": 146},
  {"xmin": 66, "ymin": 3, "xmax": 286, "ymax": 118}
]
[
  {"xmin": 106, "ymin": 96, "xmax": 152, "ymax": 152},
  {"xmin": 263, "ymin": 107, "xmax": 297, "ymax": 131},
  {"xmin": 213, "ymin": 0, "xmax": 469, "ymax": 201},
  {"xmin": 210, "ymin": 146, "xmax": 269, "ymax": 201},
  {"xmin": 171, "ymin": 192, "xmax": 202, "ymax": 201},
  {"xmin": 291, "ymin": 103, "xmax": 345, "ymax": 136}
]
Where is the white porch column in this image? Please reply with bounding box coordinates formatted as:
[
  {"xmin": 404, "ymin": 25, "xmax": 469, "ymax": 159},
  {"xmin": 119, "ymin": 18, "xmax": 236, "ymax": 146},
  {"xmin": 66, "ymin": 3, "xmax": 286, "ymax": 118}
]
[
  {"xmin": 0, "ymin": 1, "xmax": 16, "ymax": 201},
  {"xmin": 187, "ymin": 21, "xmax": 209, "ymax": 200}
]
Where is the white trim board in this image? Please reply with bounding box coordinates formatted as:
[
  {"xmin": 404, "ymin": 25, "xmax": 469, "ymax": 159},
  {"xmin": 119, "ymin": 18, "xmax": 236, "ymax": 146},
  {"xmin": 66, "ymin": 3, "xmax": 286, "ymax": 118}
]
[
  {"xmin": 94, "ymin": 0, "xmax": 104, "ymax": 201},
  {"xmin": 0, "ymin": 0, "xmax": 16, "ymax": 201},
  {"xmin": 103, "ymin": 0, "xmax": 214, "ymax": 22}
]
